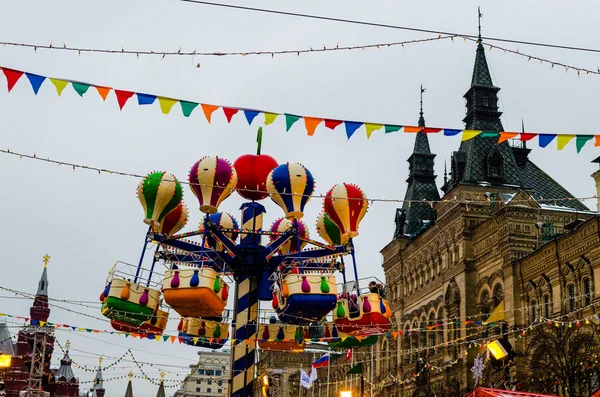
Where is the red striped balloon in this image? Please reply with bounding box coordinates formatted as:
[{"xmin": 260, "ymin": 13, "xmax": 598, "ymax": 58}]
[
  {"xmin": 323, "ymin": 183, "xmax": 368, "ymax": 238},
  {"xmin": 155, "ymin": 202, "xmax": 189, "ymax": 237}
]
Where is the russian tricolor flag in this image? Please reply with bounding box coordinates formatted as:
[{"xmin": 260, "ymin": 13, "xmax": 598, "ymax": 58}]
[{"xmin": 312, "ymin": 353, "xmax": 329, "ymax": 368}]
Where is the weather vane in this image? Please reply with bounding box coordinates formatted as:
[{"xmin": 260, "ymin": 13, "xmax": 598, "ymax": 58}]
[{"xmin": 42, "ymin": 254, "xmax": 51, "ymax": 268}]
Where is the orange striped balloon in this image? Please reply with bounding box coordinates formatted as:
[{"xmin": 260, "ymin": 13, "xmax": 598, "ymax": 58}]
[{"xmin": 323, "ymin": 183, "xmax": 368, "ymax": 238}]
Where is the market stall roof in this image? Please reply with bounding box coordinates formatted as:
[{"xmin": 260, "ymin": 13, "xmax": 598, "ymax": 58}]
[{"xmin": 466, "ymin": 388, "xmax": 561, "ymax": 397}]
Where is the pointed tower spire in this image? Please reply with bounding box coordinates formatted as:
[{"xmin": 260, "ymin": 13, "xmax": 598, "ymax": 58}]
[
  {"xmin": 124, "ymin": 372, "xmax": 134, "ymax": 397},
  {"xmin": 55, "ymin": 340, "xmax": 77, "ymax": 382},
  {"xmin": 396, "ymin": 88, "xmax": 440, "ymax": 238},
  {"xmin": 30, "ymin": 255, "xmax": 51, "ymax": 323},
  {"xmin": 155, "ymin": 373, "xmax": 166, "ymax": 397},
  {"xmin": 91, "ymin": 356, "xmax": 105, "ymax": 397},
  {"xmin": 478, "ymin": 7, "xmax": 483, "ymax": 42}
]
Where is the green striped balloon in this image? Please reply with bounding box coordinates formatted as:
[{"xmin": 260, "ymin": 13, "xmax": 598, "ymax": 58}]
[
  {"xmin": 137, "ymin": 171, "xmax": 183, "ymax": 227},
  {"xmin": 316, "ymin": 212, "xmax": 348, "ymax": 246}
]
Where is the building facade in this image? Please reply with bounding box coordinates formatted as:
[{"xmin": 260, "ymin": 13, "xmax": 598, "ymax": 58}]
[
  {"xmin": 174, "ymin": 350, "xmax": 229, "ymax": 397},
  {"xmin": 374, "ymin": 34, "xmax": 598, "ymax": 397}
]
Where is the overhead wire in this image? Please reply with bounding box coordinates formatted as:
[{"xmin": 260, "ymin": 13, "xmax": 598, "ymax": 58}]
[{"xmin": 177, "ymin": 0, "xmax": 600, "ymax": 54}]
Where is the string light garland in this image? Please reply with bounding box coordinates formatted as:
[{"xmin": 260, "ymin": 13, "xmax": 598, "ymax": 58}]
[
  {"xmin": 0, "ymin": 35, "xmax": 455, "ymax": 59},
  {"xmin": 1, "ymin": 148, "xmax": 596, "ymax": 206}
]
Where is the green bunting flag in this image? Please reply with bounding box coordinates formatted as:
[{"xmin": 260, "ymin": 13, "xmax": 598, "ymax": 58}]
[
  {"xmin": 347, "ymin": 363, "xmax": 363, "ymax": 375},
  {"xmin": 72, "ymin": 82, "xmax": 90, "ymax": 97},
  {"xmin": 285, "ymin": 114, "xmax": 301, "ymax": 131},
  {"xmin": 180, "ymin": 101, "xmax": 199, "ymax": 117}
]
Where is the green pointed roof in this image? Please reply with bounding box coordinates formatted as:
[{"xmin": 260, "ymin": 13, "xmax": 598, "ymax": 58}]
[
  {"xmin": 471, "ymin": 42, "xmax": 495, "ymax": 87},
  {"xmin": 124, "ymin": 379, "xmax": 133, "ymax": 397},
  {"xmin": 156, "ymin": 382, "xmax": 165, "ymax": 397}
]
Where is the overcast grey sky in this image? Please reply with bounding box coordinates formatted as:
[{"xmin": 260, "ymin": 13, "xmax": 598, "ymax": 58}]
[{"xmin": 1, "ymin": 1, "xmax": 600, "ymax": 396}]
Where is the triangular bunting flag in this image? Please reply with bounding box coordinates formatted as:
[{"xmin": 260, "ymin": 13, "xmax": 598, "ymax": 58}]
[
  {"xmin": 158, "ymin": 97, "xmax": 178, "ymax": 114},
  {"xmin": 50, "ymin": 78, "xmax": 69, "ymax": 96},
  {"xmin": 325, "ymin": 119, "xmax": 343, "ymax": 130},
  {"xmin": 557, "ymin": 134, "xmax": 575, "ymax": 150},
  {"xmin": 114, "ymin": 90, "xmax": 135, "ymax": 110},
  {"xmin": 481, "ymin": 131, "xmax": 499, "ymax": 138},
  {"xmin": 201, "ymin": 104, "xmax": 219, "ymax": 122},
  {"xmin": 26, "ymin": 73, "xmax": 46, "ymax": 95},
  {"xmin": 304, "ymin": 117, "xmax": 322, "ymax": 136},
  {"xmin": 192, "ymin": 337, "xmax": 199, "ymax": 344},
  {"xmin": 222, "ymin": 107, "xmax": 239, "ymax": 122},
  {"xmin": 95, "ymin": 86, "xmax": 111, "ymax": 101},
  {"xmin": 576, "ymin": 135, "xmax": 594, "ymax": 153},
  {"xmin": 391, "ymin": 331, "xmax": 399, "ymax": 339},
  {"xmin": 461, "ymin": 130, "xmax": 482, "ymax": 141},
  {"xmin": 403, "ymin": 126, "xmax": 422, "ymax": 133},
  {"xmin": 423, "ymin": 127, "xmax": 442, "ymax": 133},
  {"xmin": 385, "ymin": 125, "xmax": 402, "ymax": 134},
  {"xmin": 498, "ymin": 132, "xmax": 519, "ymax": 143},
  {"xmin": 285, "ymin": 114, "xmax": 301, "ymax": 131},
  {"xmin": 443, "ymin": 128, "xmax": 462, "ymax": 136},
  {"xmin": 40, "ymin": 321, "xmax": 46, "ymax": 327},
  {"xmin": 244, "ymin": 110, "xmax": 259, "ymax": 125},
  {"xmin": 71, "ymin": 82, "xmax": 90, "ymax": 97},
  {"xmin": 520, "ymin": 133, "xmax": 537, "ymax": 141},
  {"xmin": 137, "ymin": 93, "xmax": 157, "ymax": 105},
  {"xmin": 170, "ymin": 336, "xmax": 176, "ymax": 344},
  {"xmin": 180, "ymin": 101, "xmax": 198, "ymax": 117},
  {"xmin": 344, "ymin": 121, "xmax": 362, "ymax": 139},
  {"xmin": 264, "ymin": 112, "xmax": 279, "ymax": 125},
  {"xmin": 538, "ymin": 134, "xmax": 557, "ymax": 148},
  {"xmin": 595, "ymin": 135, "xmax": 600, "ymax": 147},
  {"xmin": 2, "ymin": 68, "xmax": 24, "ymax": 92},
  {"xmin": 364, "ymin": 123, "xmax": 383, "ymax": 139}
]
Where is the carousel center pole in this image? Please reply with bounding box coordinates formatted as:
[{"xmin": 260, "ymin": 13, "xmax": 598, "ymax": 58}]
[{"xmin": 229, "ymin": 202, "xmax": 264, "ymax": 397}]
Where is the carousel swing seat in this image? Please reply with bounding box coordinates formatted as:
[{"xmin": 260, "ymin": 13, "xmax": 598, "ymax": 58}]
[
  {"xmin": 333, "ymin": 292, "xmax": 392, "ymax": 335},
  {"xmin": 178, "ymin": 317, "xmax": 229, "ymax": 350},
  {"xmin": 273, "ymin": 273, "xmax": 337, "ymax": 325},
  {"xmin": 162, "ymin": 267, "xmax": 229, "ymax": 318},
  {"xmin": 258, "ymin": 323, "xmax": 305, "ymax": 352},
  {"xmin": 109, "ymin": 308, "xmax": 169, "ymax": 336},
  {"xmin": 100, "ymin": 278, "xmax": 161, "ymax": 326}
]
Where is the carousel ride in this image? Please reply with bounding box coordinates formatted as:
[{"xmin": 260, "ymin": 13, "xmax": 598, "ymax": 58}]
[{"xmin": 98, "ymin": 129, "xmax": 391, "ymax": 397}]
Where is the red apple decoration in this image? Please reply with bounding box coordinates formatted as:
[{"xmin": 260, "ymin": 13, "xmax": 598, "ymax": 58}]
[{"xmin": 234, "ymin": 128, "xmax": 278, "ymax": 201}]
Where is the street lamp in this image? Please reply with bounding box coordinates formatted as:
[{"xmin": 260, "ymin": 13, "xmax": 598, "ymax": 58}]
[
  {"xmin": 487, "ymin": 339, "xmax": 511, "ymax": 361},
  {"xmin": 0, "ymin": 354, "xmax": 11, "ymax": 369},
  {"xmin": 340, "ymin": 391, "xmax": 353, "ymax": 397}
]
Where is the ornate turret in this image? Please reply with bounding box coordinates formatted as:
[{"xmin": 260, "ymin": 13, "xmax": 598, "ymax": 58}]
[
  {"xmin": 90, "ymin": 357, "xmax": 105, "ymax": 397},
  {"xmin": 124, "ymin": 372, "xmax": 134, "ymax": 397},
  {"xmin": 50, "ymin": 341, "xmax": 79, "ymax": 397},
  {"xmin": 394, "ymin": 86, "xmax": 440, "ymax": 238},
  {"xmin": 155, "ymin": 374, "xmax": 165, "ymax": 397},
  {"xmin": 30, "ymin": 254, "xmax": 51, "ymax": 323}
]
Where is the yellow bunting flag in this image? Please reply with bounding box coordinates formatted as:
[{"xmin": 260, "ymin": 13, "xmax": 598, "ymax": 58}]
[
  {"xmin": 365, "ymin": 123, "xmax": 383, "ymax": 139},
  {"xmin": 95, "ymin": 86, "xmax": 111, "ymax": 101},
  {"xmin": 0, "ymin": 313, "xmax": 6, "ymax": 317},
  {"xmin": 557, "ymin": 134, "xmax": 575, "ymax": 150},
  {"xmin": 461, "ymin": 130, "xmax": 482, "ymax": 141},
  {"xmin": 201, "ymin": 104, "xmax": 219, "ymax": 123},
  {"xmin": 158, "ymin": 97, "xmax": 177, "ymax": 114},
  {"xmin": 264, "ymin": 113, "xmax": 279, "ymax": 125},
  {"xmin": 50, "ymin": 78, "xmax": 69, "ymax": 96},
  {"xmin": 40, "ymin": 321, "xmax": 46, "ymax": 327},
  {"xmin": 304, "ymin": 117, "xmax": 323, "ymax": 136},
  {"xmin": 498, "ymin": 132, "xmax": 519, "ymax": 144},
  {"xmin": 192, "ymin": 337, "xmax": 199, "ymax": 344}
]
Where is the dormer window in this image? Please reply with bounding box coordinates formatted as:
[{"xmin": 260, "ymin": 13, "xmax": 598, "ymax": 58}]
[
  {"xmin": 487, "ymin": 148, "xmax": 504, "ymax": 180},
  {"xmin": 483, "ymin": 96, "xmax": 489, "ymax": 106}
]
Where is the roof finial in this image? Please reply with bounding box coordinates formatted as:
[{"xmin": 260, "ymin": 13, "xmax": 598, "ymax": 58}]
[
  {"xmin": 128, "ymin": 371, "xmax": 134, "ymax": 380},
  {"xmin": 98, "ymin": 356, "xmax": 103, "ymax": 366},
  {"xmin": 478, "ymin": 7, "xmax": 483, "ymax": 42},
  {"xmin": 43, "ymin": 254, "xmax": 51, "ymax": 268},
  {"xmin": 65, "ymin": 340, "xmax": 71, "ymax": 353},
  {"xmin": 418, "ymin": 85, "xmax": 426, "ymax": 127},
  {"xmin": 521, "ymin": 118, "xmax": 527, "ymax": 149},
  {"xmin": 444, "ymin": 160, "xmax": 448, "ymax": 185}
]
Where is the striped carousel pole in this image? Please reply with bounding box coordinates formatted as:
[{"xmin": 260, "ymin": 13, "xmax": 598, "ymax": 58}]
[{"xmin": 230, "ymin": 202, "xmax": 265, "ymax": 397}]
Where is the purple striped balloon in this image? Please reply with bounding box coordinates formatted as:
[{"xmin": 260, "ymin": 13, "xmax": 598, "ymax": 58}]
[{"xmin": 189, "ymin": 156, "xmax": 238, "ymax": 214}]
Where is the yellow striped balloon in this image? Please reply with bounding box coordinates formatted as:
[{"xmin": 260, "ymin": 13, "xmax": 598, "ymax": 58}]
[
  {"xmin": 266, "ymin": 163, "xmax": 314, "ymax": 220},
  {"xmin": 323, "ymin": 183, "xmax": 368, "ymax": 238},
  {"xmin": 137, "ymin": 171, "xmax": 183, "ymax": 227},
  {"xmin": 189, "ymin": 156, "xmax": 238, "ymax": 214}
]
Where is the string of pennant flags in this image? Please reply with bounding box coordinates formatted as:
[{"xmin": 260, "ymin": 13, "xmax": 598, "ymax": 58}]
[{"xmin": 1, "ymin": 66, "xmax": 599, "ymax": 152}]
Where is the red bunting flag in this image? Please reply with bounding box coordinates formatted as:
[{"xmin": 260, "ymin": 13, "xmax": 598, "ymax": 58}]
[
  {"xmin": 520, "ymin": 133, "xmax": 537, "ymax": 141},
  {"xmin": 2, "ymin": 68, "xmax": 24, "ymax": 92},
  {"xmin": 114, "ymin": 90, "xmax": 134, "ymax": 110},
  {"xmin": 222, "ymin": 107, "xmax": 239, "ymax": 123},
  {"xmin": 325, "ymin": 119, "xmax": 343, "ymax": 130}
]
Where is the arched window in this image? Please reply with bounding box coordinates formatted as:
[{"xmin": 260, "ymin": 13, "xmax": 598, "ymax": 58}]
[
  {"xmin": 428, "ymin": 313, "xmax": 436, "ymax": 354},
  {"xmin": 567, "ymin": 284, "xmax": 576, "ymax": 312},
  {"xmin": 530, "ymin": 300, "xmax": 537, "ymax": 323},
  {"xmin": 437, "ymin": 307, "xmax": 445, "ymax": 346},
  {"xmin": 420, "ymin": 317, "xmax": 427, "ymax": 355},
  {"xmin": 583, "ymin": 278, "xmax": 592, "ymax": 306},
  {"xmin": 543, "ymin": 294, "xmax": 551, "ymax": 318},
  {"xmin": 487, "ymin": 149, "xmax": 504, "ymax": 179}
]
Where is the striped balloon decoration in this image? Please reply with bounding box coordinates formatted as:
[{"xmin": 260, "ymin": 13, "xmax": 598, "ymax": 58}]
[
  {"xmin": 137, "ymin": 171, "xmax": 183, "ymax": 227},
  {"xmin": 199, "ymin": 212, "xmax": 240, "ymax": 252},
  {"xmin": 269, "ymin": 218, "xmax": 309, "ymax": 255},
  {"xmin": 155, "ymin": 202, "xmax": 188, "ymax": 237},
  {"xmin": 323, "ymin": 183, "xmax": 368, "ymax": 238},
  {"xmin": 316, "ymin": 212, "xmax": 348, "ymax": 246},
  {"xmin": 266, "ymin": 163, "xmax": 314, "ymax": 220},
  {"xmin": 189, "ymin": 156, "xmax": 238, "ymax": 214}
]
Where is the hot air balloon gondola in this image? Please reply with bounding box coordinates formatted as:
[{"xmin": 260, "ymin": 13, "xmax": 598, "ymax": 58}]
[
  {"xmin": 178, "ymin": 317, "xmax": 229, "ymax": 350},
  {"xmin": 162, "ymin": 266, "xmax": 229, "ymax": 318},
  {"xmin": 333, "ymin": 291, "xmax": 392, "ymax": 335},
  {"xmin": 257, "ymin": 317, "xmax": 305, "ymax": 352},
  {"xmin": 109, "ymin": 308, "xmax": 169, "ymax": 337}
]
